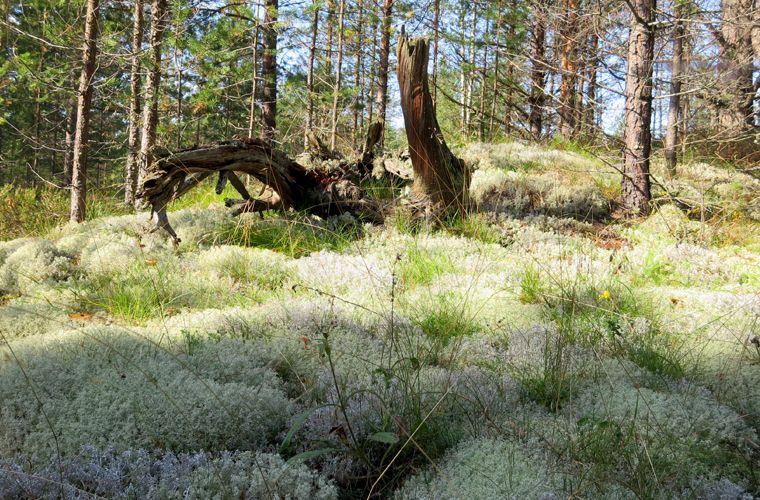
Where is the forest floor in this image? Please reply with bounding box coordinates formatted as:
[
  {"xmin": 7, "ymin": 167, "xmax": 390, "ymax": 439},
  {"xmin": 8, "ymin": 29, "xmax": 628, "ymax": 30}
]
[{"xmin": 1, "ymin": 142, "xmax": 759, "ymax": 498}]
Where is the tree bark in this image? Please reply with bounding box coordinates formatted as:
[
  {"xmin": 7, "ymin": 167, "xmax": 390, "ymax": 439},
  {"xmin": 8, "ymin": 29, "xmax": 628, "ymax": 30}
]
[
  {"xmin": 69, "ymin": 0, "xmax": 100, "ymax": 223},
  {"xmin": 367, "ymin": 1, "xmax": 380, "ymax": 124},
  {"xmin": 352, "ymin": 0, "xmax": 364, "ymax": 148},
  {"xmin": 375, "ymin": 0, "xmax": 393, "ymax": 147},
  {"xmin": 489, "ymin": 4, "xmax": 503, "ymax": 138},
  {"xmin": 459, "ymin": 4, "xmax": 467, "ymax": 137},
  {"xmin": 260, "ymin": 0, "xmax": 278, "ymax": 146},
  {"xmin": 125, "ymin": 0, "xmax": 144, "ymax": 206},
  {"xmin": 396, "ymin": 34, "xmax": 469, "ymax": 214},
  {"xmin": 584, "ymin": 27, "xmax": 599, "ymax": 138},
  {"xmin": 63, "ymin": 100, "xmax": 77, "ymax": 186},
  {"xmin": 715, "ymin": 0, "xmax": 754, "ymax": 135},
  {"xmin": 664, "ymin": 0, "xmax": 685, "ymax": 177},
  {"xmin": 305, "ymin": 1, "xmax": 318, "ymax": 149},
  {"xmin": 621, "ymin": 0, "xmax": 655, "ymax": 216},
  {"xmin": 558, "ymin": 0, "xmax": 580, "ymax": 138},
  {"xmin": 137, "ymin": 0, "xmax": 169, "ymax": 205},
  {"xmin": 478, "ymin": 19, "xmax": 489, "ymax": 142},
  {"xmin": 247, "ymin": 2, "xmax": 261, "ymax": 139},
  {"xmin": 528, "ymin": 2, "xmax": 547, "ymax": 140},
  {"xmin": 432, "ymin": 0, "xmax": 440, "ymax": 107},
  {"xmin": 330, "ymin": 0, "xmax": 346, "ymax": 151}
]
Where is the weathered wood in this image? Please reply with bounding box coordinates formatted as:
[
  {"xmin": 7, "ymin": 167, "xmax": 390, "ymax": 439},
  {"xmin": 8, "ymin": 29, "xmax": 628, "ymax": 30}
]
[
  {"xmin": 226, "ymin": 171, "xmax": 252, "ymax": 200},
  {"xmin": 359, "ymin": 121, "xmax": 383, "ymax": 173},
  {"xmin": 139, "ymin": 138, "xmax": 381, "ymax": 243},
  {"xmin": 372, "ymin": 148, "xmax": 413, "ymax": 181},
  {"xmin": 306, "ymin": 130, "xmax": 341, "ymax": 160},
  {"xmin": 396, "ymin": 33, "xmax": 469, "ymax": 214}
]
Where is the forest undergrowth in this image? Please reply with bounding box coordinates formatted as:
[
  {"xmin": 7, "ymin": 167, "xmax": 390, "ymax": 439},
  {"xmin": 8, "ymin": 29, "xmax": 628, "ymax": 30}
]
[{"xmin": 1, "ymin": 142, "xmax": 759, "ymax": 498}]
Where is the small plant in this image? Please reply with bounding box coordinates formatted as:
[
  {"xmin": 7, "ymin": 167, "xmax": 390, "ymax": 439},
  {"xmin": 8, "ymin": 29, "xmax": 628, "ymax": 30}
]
[
  {"xmin": 519, "ymin": 265, "xmax": 544, "ymax": 304},
  {"xmin": 411, "ymin": 293, "xmax": 481, "ymax": 367},
  {"xmin": 636, "ymin": 250, "xmax": 674, "ymax": 286},
  {"xmin": 442, "ymin": 213, "xmax": 500, "ymax": 244},
  {"xmin": 398, "ymin": 246, "xmax": 456, "ymax": 289},
  {"xmin": 359, "ymin": 176, "xmax": 402, "ymax": 201},
  {"xmin": 592, "ymin": 175, "xmax": 622, "ymax": 204},
  {"xmin": 513, "ymin": 329, "xmax": 578, "ymax": 412}
]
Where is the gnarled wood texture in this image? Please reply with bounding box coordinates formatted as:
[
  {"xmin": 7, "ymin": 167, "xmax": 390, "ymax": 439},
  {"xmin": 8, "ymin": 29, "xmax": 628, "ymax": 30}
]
[
  {"xmin": 396, "ymin": 33, "xmax": 469, "ymax": 214},
  {"xmin": 139, "ymin": 138, "xmax": 380, "ymax": 244}
]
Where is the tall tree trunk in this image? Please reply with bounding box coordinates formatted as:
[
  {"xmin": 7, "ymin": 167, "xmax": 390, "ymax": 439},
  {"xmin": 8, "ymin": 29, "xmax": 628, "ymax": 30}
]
[
  {"xmin": 528, "ymin": 2, "xmax": 547, "ymax": 139},
  {"xmin": 352, "ymin": 0, "xmax": 364, "ymax": 149},
  {"xmin": 70, "ymin": 0, "xmax": 100, "ymax": 223},
  {"xmin": 459, "ymin": 4, "xmax": 467, "ymax": 137},
  {"xmin": 326, "ymin": 0, "xmax": 335, "ymax": 76},
  {"xmin": 489, "ymin": 4, "xmax": 503, "ymax": 138},
  {"xmin": 621, "ymin": 0, "xmax": 655, "ymax": 216},
  {"xmin": 247, "ymin": 2, "xmax": 261, "ymax": 139},
  {"xmin": 260, "ymin": 0, "xmax": 278, "ymax": 146},
  {"xmin": 375, "ymin": 0, "xmax": 393, "ymax": 147},
  {"xmin": 330, "ymin": 0, "xmax": 346, "ymax": 151},
  {"xmin": 63, "ymin": 101, "xmax": 77, "ymax": 186},
  {"xmin": 465, "ymin": 5, "xmax": 477, "ymax": 137},
  {"xmin": 397, "ymin": 34, "xmax": 469, "ymax": 214},
  {"xmin": 504, "ymin": 1, "xmax": 515, "ymax": 136},
  {"xmin": 367, "ymin": 1, "xmax": 379, "ymax": 123},
  {"xmin": 478, "ymin": 20, "xmax": 489, "ymax": 142},
  {"xmin": 305, "ymin": 1, "xmax": 318, "ymax": 149},
  {"xmin": 137, "ymin": 0, "xmax": 169, "ymax": 202},
  {"xmin": 125, "ymin": 0, "xmax": 144, "ymax": 205},
  {"xmin": 664, "ymin": 0, "xmax": 686, "ymax": 177},
  {"xmin": 558, "ymin": 0, "xmax": 579, "ymax": 138},
  {"xmin": 30, "ymin": 8, "xmax": 47, "ymax": 188},
  {"xmin": 174, "ymin": 56, "xmax": 182, "ymax": 148},
  {"xmin": 715, "ymin": 0, "xmax": 754, "ymax": 134},
  {"xmin": 584, "ymin": 28, "xmax": 599, "ymax": 138},
  {"xmin": 432, "ymin": 0, "xmax": 440, "ymax": 106}
]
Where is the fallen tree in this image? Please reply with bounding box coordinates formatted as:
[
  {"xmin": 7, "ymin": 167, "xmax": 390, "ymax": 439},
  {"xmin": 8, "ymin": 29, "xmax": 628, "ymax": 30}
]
[
  {"xmin": 139, "ymin": 32, "xmax": 466, "ymax": 243},
  {"xmin": 139, "ymin": 138, "xmax": 382, "ymax": 244}
]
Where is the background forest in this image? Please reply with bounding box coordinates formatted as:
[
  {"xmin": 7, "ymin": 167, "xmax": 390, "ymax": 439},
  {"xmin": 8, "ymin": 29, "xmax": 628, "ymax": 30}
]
[
  {"xmin": 1, "ymin": 0, "xmax": 760, "ymax": 499},
  {"xmin": 0, "ymin": 0, "xmax": 758, "ymax": 215}
]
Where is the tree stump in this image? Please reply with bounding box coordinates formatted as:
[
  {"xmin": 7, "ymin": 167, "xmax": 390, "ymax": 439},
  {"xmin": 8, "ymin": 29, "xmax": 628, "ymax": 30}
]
[{"xmin": 396, "ymin": 33, "xmax": 469, "ymax": 215}]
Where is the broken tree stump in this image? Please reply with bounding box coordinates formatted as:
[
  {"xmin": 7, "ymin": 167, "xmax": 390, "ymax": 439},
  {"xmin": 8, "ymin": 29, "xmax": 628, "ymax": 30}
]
[
  {"xmin": 139, "ymin": 138, "xmax": 381, "ymax": 243},
  {"xmin": 359, "ymin": 121, "xmax": 384, "ymax": 174},
  {"xmin": 396, "ymin": 33, "xmax": 469, "ymax": 215}
]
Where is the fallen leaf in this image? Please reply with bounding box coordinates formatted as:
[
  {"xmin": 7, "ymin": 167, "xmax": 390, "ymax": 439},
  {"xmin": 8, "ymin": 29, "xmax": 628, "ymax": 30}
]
[
  {"xmin": 68, "ymin": 312, "xmax": 94, "ymax": 321},
  {"xmin": 163, "ymin": 307, "xmax": 179, "ymax": 316}
]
